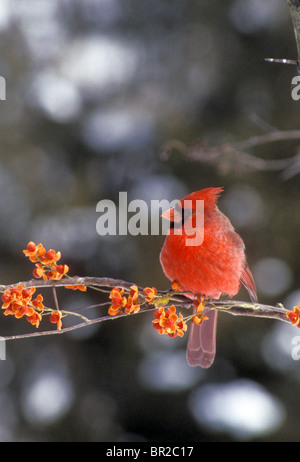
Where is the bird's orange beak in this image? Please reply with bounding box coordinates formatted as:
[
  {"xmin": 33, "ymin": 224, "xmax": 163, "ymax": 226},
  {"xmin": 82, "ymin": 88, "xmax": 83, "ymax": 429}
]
[{"xmin": 161, "ymin": 207, "xmax": 182, "ymax": 223}]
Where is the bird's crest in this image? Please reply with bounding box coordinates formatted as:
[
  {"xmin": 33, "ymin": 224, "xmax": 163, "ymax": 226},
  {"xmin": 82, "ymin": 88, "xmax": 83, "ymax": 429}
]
[{"xmin": 180, "ymin": 187, "xmax": 223, "ymax": 210}]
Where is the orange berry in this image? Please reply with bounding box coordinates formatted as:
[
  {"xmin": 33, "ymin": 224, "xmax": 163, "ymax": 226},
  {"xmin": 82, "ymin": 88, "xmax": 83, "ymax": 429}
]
[
  {"xmin": 287, "ymin": 311, "xmax": 299, "ymax": 323},
  {"xmin": 1, "ymin": 293, "xmax": 11, "ymax": 303},
  {"xmin": 27, "ymin": 242, "xmax": 36, "ymax": 252},
  {"xmin": 22, "ymin": 289, "xmax": 31, "ymax": 298},
  {"xmin": 45, "ymin": 250, "xmax": 55, "ymax": 260}
]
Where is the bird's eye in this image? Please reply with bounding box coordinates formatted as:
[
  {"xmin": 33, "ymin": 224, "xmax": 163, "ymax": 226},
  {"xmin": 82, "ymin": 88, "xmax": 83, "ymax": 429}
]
[
  {"xmin": 174, "ymin": 202, "xmax": 182, "ymax": 215},
  {"xmin": 183, "ymin": 208, "xmax": 193, "ymax": 220},
  {"xmin": 171, "ymin": 202, "xmax": 194, "ymax": 228}
]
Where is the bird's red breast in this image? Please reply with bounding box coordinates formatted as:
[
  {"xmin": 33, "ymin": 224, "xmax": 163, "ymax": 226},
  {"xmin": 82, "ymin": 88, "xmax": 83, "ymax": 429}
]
[{"xmin": 160, "ymin": 187, "xmax": 254, "ymax": 299}]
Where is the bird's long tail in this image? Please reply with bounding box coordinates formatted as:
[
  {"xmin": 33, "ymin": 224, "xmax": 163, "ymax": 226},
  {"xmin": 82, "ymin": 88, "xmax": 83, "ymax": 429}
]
[
  {"xmin": 186, "ymin": 309, "xmax": 217, "ymax": 368},
  {"xmin": 186, "ymin": 265, "xmax": 257, "ymax": 368}
]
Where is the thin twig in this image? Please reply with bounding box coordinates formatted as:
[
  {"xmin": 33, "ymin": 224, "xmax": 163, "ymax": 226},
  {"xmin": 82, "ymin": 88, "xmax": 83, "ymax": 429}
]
[
  {"xmin": 52, "ymin": 287, "xmax": 60, "ymax": 311},
  {"xmin": 0, "ymin": 276, "xmax": 138, "ymax": 292},
  {"xmin": 233, "ymin": 130, "xmax": 300, "ymax": 151}
]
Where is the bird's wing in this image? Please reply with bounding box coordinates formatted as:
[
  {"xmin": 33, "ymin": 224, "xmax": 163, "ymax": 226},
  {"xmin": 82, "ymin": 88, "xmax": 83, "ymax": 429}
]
[{"xmin": 240, "ymin": 264, "xmax": 257, "ymax": 303}]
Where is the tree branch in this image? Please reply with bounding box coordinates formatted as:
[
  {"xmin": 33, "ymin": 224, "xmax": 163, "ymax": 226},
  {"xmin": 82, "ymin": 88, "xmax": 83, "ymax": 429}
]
[
  {"xmin": 0, "ymin": 276, "xmax": 292, "ymax": 342},
  {"xmin": 287, "ymin": 0, "xmax": 300, "ymax": 72},
  {"xmin": 161, "ymin": 130, "xmax": 300, "ymax": 179},
  {"xmin": 264, "ymin": 1, "xmax": 300, "ymax": 72}
]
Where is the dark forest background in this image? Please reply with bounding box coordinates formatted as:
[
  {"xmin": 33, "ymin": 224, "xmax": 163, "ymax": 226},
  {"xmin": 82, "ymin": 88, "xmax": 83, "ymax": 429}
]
[{"xmin": 0, "ymin": 0, "xmax": 299, "ymax": 442}]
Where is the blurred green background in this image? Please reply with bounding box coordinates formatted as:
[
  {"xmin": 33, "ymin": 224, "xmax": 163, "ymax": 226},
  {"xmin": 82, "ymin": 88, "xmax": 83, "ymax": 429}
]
[{"xmin": 0, "ymin": 0, "xmax": 300, "ymax": 442}]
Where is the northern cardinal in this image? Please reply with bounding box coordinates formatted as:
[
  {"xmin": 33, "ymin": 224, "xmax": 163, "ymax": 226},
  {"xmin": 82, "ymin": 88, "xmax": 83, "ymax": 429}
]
[{"xmin": 160, "ymin": 187, "xmax": 257, "ymax": 368}]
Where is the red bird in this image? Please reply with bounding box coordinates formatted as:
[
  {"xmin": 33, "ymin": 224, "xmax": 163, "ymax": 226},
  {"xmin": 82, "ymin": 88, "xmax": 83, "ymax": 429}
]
[{"xmin": 160, "ymin": 187, "xmax": 257, "ymax": 368}]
